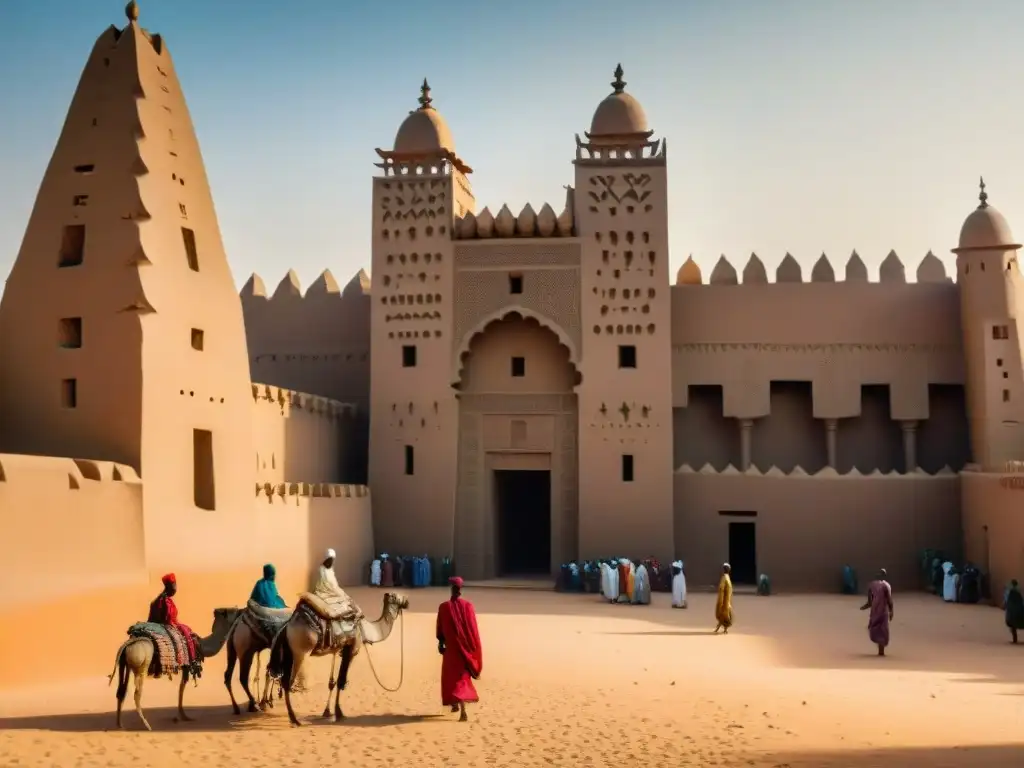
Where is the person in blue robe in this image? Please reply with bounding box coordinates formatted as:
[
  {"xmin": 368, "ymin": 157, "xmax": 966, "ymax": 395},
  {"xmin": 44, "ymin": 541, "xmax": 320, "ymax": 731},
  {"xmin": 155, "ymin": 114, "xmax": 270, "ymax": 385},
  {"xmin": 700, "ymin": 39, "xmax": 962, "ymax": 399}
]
[{"xmin": 250, "ymin": 563, "xmax": 287, "ymax": 609}]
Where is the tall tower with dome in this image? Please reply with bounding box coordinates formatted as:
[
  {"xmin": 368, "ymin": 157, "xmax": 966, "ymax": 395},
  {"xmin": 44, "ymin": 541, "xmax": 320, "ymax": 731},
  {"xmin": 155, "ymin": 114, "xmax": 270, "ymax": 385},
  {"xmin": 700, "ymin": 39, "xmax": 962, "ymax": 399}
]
[
  {"xmin": 954, "ymin": 180, "xmax": 1024, "ymax": 470},
  {"xmin": 572, "ymin": 65, "xmax": 675, "ymax": 563},
  {"xmin": 367, "ymin": 80, "xmax": 474, "ymax": 557}
]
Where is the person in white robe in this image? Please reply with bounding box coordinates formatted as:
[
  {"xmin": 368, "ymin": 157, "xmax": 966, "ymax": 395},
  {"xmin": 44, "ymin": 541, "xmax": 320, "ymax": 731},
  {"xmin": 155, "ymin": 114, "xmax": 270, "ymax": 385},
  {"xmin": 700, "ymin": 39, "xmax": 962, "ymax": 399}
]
[
  {"xmin": 942, "ymin": 561, "xmax": 957, "ymax": 602},
  {"xmin": 607, "ymin": 560, "xmax": 620, "ymax": 603},
  {"xmin": 313, "ymin": 548, "xmax": 362, "ymax": 621},
  {"xmin": 634, "ymin": 564, "xmax": 651, "ymax": 605},
  {"xmin": 671, "ymin": 560, "xmax": 688, "ymax": 609}
]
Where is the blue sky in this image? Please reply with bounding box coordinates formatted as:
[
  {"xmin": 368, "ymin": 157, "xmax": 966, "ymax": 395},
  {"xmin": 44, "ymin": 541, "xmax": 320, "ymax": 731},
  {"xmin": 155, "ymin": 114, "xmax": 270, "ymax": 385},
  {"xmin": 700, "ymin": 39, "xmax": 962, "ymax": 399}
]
[{"xmin": 1, "ymin": 0, "xmax": 1022, "ymax": 291}]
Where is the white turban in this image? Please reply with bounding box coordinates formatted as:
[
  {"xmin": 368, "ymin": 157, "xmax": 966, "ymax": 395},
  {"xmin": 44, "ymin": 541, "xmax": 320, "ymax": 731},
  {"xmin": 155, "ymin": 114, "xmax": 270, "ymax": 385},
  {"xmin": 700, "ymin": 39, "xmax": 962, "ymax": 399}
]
[{"xmin": 326, "ymin": 548, "xmax": 336, "ymax": 560}]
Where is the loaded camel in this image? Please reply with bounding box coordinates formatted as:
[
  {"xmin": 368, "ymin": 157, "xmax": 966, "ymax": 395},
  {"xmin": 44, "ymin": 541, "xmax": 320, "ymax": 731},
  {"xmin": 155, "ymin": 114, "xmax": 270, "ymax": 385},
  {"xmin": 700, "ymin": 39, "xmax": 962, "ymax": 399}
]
[
  {"xmin": 108, "ymin": 606, "xmax": 241, "ymax": 731},
  {"xmin": 223, "ymin": 600, "xmax": 291, "ymax": 714},
  {"xmin": 270, "ymin": 591, "xmax": 409, "ymax": 726}
]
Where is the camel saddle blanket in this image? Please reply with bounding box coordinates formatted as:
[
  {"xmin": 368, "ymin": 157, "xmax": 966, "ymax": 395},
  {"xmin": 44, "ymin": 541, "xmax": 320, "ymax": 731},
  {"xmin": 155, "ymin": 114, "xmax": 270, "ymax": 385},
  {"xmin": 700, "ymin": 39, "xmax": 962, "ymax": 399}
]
[
  {"xmin": 126, "ymin": 622, "xmax": 204, "ymax": 679},
  {"xmin": 294, "ymin": 601, "xmax": 358, "ymax": 655},
  {"xmin": 242, "ymin": 600, "xmax": 292, "ymax": 645}
]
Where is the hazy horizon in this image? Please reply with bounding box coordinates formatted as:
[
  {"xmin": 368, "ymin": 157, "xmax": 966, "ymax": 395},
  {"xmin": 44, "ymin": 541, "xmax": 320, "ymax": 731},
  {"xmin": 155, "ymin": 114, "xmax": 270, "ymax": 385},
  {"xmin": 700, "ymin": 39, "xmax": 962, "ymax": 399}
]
[{"xmin": 2, "ymin": 0, "xmax": 1022, "ymax": 292}]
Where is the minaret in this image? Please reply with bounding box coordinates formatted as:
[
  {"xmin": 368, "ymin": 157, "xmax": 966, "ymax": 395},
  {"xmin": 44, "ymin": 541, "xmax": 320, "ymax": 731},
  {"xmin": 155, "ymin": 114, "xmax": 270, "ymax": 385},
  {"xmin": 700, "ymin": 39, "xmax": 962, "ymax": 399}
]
[
  {"xmin": 0, "ymin": 3, "xmax": 254, "ymax": 519},
  {"xmin": 954, "ymin": 178, "xmax": 1024, "ymax": 470},
  {"xmin": 572, "ymin": 65, "xmax": 674, "ymax": 561},
  {"xmin": 368, "ymin": 80, "xmax": 472, "ymax": 556}
]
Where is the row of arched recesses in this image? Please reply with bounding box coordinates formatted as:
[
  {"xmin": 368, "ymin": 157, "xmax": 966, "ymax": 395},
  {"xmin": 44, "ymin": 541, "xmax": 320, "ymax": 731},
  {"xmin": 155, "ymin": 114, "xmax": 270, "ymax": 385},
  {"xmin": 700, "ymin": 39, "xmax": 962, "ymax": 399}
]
[{"xmin": 453, "ymin": 311, "xmax": 581, "ymax": 392}]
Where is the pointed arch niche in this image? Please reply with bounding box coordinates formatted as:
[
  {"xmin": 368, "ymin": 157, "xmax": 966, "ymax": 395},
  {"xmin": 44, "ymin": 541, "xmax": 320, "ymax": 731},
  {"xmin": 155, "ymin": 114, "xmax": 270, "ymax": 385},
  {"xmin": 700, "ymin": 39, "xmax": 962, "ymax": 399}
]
[
  {"xmin": 453, "ymin": 307, "xmax": 582, "ymax": 391},
  {"xmin": 451, "ymin": 308, "xmax": 580, "ymax": 581}
]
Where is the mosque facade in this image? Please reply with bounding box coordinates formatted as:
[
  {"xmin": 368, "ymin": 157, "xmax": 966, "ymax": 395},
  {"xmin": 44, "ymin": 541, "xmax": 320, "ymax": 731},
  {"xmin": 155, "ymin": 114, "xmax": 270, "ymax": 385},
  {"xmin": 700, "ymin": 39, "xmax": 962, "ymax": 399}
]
[{"xmin": 1, "ymin": 5, "xmax": 1023, "ymax": 604}]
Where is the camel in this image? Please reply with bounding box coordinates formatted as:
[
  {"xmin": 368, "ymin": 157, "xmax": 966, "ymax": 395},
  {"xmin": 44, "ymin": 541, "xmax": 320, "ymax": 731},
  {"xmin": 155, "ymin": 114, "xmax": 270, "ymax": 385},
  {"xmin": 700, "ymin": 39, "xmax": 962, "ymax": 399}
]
[
  {"xmin": 271, "ymin": 591, "xmax": 409, "ymax": 726},
  {"xmin": 108, "ymin": 607, "xmax": 241, "ymax": 731},
  {"xmin": 223, "ymin": 601, "xmax": 291, "ymax": 714}
]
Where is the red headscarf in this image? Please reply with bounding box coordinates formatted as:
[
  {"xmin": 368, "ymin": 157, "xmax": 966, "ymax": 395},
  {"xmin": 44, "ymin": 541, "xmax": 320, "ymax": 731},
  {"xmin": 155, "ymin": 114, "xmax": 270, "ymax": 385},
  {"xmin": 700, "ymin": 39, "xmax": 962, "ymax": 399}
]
[{"xmin": 161, "ymin": 573, "xmax": 176, "ymax": 588}]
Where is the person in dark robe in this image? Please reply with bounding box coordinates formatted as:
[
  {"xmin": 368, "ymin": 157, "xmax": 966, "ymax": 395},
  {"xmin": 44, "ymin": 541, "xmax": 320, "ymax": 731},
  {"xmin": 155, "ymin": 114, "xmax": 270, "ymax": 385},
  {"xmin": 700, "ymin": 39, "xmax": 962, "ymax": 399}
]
[
  {"xmin": 1005, "ymin": 579, "xmax": 1024, "ymax": 643},
  {"xmin": 148, "ymin": 573, "xmax": 197, "ymax": 659},
  {"xmin": 250, "ymin": 563, "xmax": 287, "ymax": 609},
  {"xmin": 436, "ymin": 576, "xmax": 483, "ymax": 722},
  {"xmin": 860, "ymin": 568, "xmax": 894, "ymax": 656}
]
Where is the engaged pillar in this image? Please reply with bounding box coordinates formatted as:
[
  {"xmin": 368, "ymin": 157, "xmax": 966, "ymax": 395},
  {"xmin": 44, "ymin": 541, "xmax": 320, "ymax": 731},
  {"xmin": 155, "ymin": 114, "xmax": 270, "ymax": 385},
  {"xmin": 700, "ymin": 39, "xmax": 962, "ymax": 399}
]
[
  {"xmin": 824, "ymin": 418, "xmax": 838, "ymax": 468},
  {"xmin": 901, "ymin": 420, "xmax": 919, "ymax": 473},
  {"xmin": 739, "ymin": 419, "xmax": 753, "ymax": 471}
]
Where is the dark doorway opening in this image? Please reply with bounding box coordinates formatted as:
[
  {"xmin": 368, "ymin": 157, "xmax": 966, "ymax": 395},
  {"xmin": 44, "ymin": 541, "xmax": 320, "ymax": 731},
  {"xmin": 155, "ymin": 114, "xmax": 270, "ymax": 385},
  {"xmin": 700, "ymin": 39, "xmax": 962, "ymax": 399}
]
[
  {"xmin": 494, "ymin": 469, "xmax": 551, "ymax": 575},
  {"xmin": 728, "ymin": 521, "xmax": 757, "ymax": 585}
]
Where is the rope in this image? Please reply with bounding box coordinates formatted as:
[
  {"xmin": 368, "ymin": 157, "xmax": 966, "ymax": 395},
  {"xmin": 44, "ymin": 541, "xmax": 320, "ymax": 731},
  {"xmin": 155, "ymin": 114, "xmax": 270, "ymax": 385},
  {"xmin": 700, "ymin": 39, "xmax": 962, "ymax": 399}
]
[{"xmin": 358, "ymin": 610, "xmax": 405, "ymax": 693}]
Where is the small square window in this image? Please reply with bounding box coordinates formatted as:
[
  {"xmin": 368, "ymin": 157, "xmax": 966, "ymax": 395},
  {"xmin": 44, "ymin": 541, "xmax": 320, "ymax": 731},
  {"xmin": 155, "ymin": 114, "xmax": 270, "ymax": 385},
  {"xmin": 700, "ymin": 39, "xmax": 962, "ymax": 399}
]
[
  {"xmin": 511, "ymin": 356, "xmax": 525, "ymax": 377},
  {"xmin": 618, "ymin": 345, "xmax": 637, "ymax": 369},
  {"xmin": 402, "ymin": 345, "xmax": 417, "ymax": 367},
  {"xmin": 191, "ymin": 328, "xmax": 204, "ymax": 351},
  {"xmin": 1004, "ymin": 371, "xmax": 1009, "ymax": 379},
  {"xmin": 509, "ymin": 274, "xmax": 523, "ymax": 295},
  {"xmin": 998, "ymin": 358, "xmax": 1004, "ymax": 367},
  {"xmin": 1004, "ymin": 389, "xmax": 1011, "ymax": 403},
  {"xmin": 993, "ymin": 325, "xmax": 1010, "ymax": 340},
  {"xmin": 61, "ymin": 378, "xmax": 78, "ymax": 409},
  {"xmin": 72, "ymin": 194, "xmax": 89, "ymax": 207},
  {"xmin": 58, "ymin": 317, "xmax": 82, "ymax": 349},
  {"xmin": 179, "ymin": 203, "xmax": 187, "ymax": 217},
  {"xmin": 621, "ymin": 454, "xmax": 634, "ymax": 482},
  {"xmin": 404, "ymin": 445, "xmax": 415, "ymax": 475}
]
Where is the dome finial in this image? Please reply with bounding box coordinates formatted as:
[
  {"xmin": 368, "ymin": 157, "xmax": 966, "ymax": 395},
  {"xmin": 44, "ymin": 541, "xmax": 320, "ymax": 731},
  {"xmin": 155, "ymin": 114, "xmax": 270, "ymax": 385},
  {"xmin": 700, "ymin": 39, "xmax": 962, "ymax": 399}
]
[
  {"xmin": 612, "ymin": 64, "xmax": 626, "ymax": 94},
  {"xmin": 978, "ymin": 176, "xmax": 989, "ymax": 209},
  {"xmin": 125, "ymin": 0, "xmax": 139, "ymax": 21},
  {"xmin": 418, "ymin": 78, "xmax": 433, "ymax": 110}
]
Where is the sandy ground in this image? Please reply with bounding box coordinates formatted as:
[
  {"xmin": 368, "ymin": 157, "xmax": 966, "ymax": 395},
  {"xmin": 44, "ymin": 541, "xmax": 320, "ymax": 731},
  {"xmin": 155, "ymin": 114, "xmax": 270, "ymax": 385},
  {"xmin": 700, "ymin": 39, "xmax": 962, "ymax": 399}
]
[{"xmin": 1, "ymin": 587, "xmax": 1023, "ymax": 767}]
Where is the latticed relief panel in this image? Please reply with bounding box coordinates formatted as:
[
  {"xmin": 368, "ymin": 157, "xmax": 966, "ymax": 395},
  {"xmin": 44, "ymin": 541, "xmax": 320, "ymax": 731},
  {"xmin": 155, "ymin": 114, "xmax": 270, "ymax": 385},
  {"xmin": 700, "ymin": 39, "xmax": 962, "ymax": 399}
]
[
  {"xmin": 584, "ymin": 172, "xmax": 657, "ymax": 218},
  {"xmin": 453, "ymin": 244, "xmax": 582, "ymax": 358},
  {"xmin": 375, "ymin": 177, "xmax": 453, "ymax": 343}
]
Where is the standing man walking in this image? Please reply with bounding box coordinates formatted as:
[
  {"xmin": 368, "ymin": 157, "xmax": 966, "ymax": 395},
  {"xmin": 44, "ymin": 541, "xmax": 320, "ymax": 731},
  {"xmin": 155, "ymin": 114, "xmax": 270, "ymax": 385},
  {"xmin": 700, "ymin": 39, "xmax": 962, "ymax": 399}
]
[{"xmin": 436, "ymin": 576, "xmax": 483, "ymax": 721}]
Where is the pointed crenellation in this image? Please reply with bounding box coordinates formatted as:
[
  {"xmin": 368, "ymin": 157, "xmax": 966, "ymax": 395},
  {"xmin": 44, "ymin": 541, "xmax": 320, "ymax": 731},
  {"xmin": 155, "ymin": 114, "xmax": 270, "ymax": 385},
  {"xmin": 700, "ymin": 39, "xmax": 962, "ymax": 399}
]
[
  {"xmin": 845, "ymin": 250, "xmax": 868, "ymax": 282},
  {"xmin": 776, "ymin": 252, "xmax": 803, "ymax": 283},
  {"xmin": 476, "ymin": 207, "xmax": 495, "ymax": 238},
  {"xmin": 742, "ymin": 253, "xmax": 768, "ymax": 284},
  {"xmin": 916, "ymin": 250, "xmax": 947, "ymax": 283},
  {"xmin": 272, "ymin": 269, "xmax": 302, "ymax": 299},
  {"xmin": 342, "ymin": 268, "xmax": 371, "ymax": 297},
  {"xmin": 810, "ymin": 253, "xmax": 835, "ymax": 282},
  {"xmin": 879, "ymin": 250, "xmax": 906, "ymax": 283},
  {"xmin": 494, "ymin": 204, "xmax": 516, "ymax": 237},
  {"xmin": 241, "ymin": 273, "xmax": 267, "ymax": 298},
  {"xmin": 675, "ymin": 255, "xmax": 702, "ymax": 285},
  {"xmin": 454, "ymin": 201, "xmax": 573, "ymax": 239},
  {"xmin": 307, "ymin": 269, "xmax": 341, "ymax": 296},
  {"xmin": 709, "ymin": 255, "xmax": 738, "ymax": 285}
]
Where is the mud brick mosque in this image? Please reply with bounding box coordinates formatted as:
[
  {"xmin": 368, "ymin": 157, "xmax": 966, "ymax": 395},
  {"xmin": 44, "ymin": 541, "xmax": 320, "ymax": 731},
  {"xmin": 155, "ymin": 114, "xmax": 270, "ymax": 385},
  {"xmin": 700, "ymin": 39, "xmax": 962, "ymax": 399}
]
[{"xmin": 2, "ymin": 4, "xmax": 1023, "ymax": 620}]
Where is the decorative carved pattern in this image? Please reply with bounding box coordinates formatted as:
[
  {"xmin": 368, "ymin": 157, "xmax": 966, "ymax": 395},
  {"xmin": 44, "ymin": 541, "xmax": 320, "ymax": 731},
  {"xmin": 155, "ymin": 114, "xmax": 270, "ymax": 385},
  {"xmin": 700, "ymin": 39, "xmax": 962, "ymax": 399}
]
[
  {"xmin": 672, "ymin": 342, "xmax": 959, "ymax": 354},
  {"xmin": 453, "ymin": 268, "xmax": 581, "ymax": 357},
  {"xmin": 454, "ymin": 242, "xmax": 580, "ymax": 268}
]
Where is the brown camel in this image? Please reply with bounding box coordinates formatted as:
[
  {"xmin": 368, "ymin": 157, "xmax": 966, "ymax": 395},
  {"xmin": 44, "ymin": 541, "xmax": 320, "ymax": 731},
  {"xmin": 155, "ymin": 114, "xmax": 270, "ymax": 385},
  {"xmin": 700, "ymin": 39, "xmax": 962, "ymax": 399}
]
[
  {"xmin": 271, "ymin": 591, "xmax": 409, "ymax": 726},
  {"xmin": 108, "ymin": 607, "xmax": 241, "ymax": 731},
  {"xmin": 224, "ymin": 601, "xmax": 291, "ymax": 714}
]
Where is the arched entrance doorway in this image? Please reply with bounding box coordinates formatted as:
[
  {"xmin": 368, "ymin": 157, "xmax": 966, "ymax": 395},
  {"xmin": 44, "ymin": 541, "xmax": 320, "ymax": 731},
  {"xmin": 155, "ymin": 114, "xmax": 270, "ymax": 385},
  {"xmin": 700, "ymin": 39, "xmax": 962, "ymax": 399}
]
[{"xmin": 452, "ymin": 311, "xmax": 580, "ymax": 579}]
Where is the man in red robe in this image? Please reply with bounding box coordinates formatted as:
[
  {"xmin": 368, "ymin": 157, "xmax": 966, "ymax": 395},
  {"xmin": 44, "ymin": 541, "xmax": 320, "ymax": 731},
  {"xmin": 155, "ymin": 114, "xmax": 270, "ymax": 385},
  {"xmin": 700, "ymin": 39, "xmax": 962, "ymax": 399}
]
[
  {"xmin": 147, "ymin": 573, "xmax": 197, "ymax": 661},
  {"xmin": 436, "ymin": 576, "xmax": 483, "ymax": 721}
]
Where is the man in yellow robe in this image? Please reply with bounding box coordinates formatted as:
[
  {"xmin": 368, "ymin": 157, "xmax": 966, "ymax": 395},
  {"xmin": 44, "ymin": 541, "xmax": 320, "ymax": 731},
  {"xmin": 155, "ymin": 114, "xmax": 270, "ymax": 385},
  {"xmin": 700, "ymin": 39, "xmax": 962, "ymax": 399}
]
[{"xmin": 714, "ymin": 563, "xmax": 733, "ymax": 634}]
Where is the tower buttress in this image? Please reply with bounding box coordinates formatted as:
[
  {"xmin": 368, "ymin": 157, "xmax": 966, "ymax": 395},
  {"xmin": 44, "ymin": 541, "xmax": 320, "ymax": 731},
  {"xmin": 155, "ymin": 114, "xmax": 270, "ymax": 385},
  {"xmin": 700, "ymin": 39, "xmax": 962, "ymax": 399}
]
[
  {"xmin": 368, "ymin": 80, "xmax": 470, "ymax": 556},
  {"xmin": 572, "ymin": 65, "xmax": 674, "ymax": 562},
  {"xmin": 954, "ymin": 178, "xmax": 1024, "ymax": 470},
  {"xmin": 0, "ymin": 5, "xmax": 254, "ymax": 526}
]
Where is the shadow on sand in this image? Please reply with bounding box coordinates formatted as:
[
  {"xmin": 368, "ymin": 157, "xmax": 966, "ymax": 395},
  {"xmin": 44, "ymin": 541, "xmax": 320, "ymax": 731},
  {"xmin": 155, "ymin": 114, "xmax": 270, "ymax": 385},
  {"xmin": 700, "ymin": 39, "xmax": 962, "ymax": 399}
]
[
  {"xmin": 754, "ymin": 743, "xmax": 1022, "ymax": 767},
  {"xmin": 0, "ymin": 704, "xmax": 445, "ymax": 733}
]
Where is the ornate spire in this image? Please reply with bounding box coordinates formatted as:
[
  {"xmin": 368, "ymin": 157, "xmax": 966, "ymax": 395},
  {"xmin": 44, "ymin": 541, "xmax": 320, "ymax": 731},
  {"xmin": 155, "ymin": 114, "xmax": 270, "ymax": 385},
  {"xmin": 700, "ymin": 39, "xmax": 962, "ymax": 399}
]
[
  {"xmin": 611, "ymin": 64, "xmax": 626, "ymax": 94},
  {"xmin": 978, "ymin": 176, "xmax": 989, "ymax": 209},
  {"xmin": 418, "ymin": 78, "xmax": 433, "ymax": 110},
  {"xmin": 125, "ymin": 0, "xmax": 139, "ymax": 21}
]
